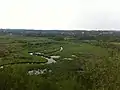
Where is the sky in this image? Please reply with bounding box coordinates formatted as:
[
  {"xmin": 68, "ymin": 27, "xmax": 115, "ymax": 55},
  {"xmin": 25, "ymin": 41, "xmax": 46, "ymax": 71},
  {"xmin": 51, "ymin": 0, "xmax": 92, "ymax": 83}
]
[{"xmin": 0, "ymin": 0, "xmax": 120, "ymax": 30}]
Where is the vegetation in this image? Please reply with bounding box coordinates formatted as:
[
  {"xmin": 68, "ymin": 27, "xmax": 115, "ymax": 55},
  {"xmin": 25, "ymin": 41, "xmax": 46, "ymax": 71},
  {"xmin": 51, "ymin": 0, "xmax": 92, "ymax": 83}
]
[{"xmin": 1, "ymin": 30, "xmax": 120, "ymax": 90}]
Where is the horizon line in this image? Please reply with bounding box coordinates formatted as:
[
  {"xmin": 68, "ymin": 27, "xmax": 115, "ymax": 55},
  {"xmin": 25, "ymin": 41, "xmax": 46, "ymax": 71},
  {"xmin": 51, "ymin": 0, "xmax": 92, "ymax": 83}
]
[{"xmin": 0, "ymin": 28, "xmax": 120, "ymax": 31}]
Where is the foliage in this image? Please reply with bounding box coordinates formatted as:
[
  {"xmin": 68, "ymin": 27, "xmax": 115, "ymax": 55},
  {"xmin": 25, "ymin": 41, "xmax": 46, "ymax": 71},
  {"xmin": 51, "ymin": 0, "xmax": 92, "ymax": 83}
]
[{"xmin": 0, "ymin": 35, "xmax": 120, "ymax": 90}]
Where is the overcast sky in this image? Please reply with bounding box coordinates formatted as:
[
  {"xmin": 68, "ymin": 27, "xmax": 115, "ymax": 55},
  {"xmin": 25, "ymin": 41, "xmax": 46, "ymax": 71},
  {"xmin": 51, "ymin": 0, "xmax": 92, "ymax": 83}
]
[{"xmin": 0, "ymin": 0, "xmax": 120, "ymax": 30}]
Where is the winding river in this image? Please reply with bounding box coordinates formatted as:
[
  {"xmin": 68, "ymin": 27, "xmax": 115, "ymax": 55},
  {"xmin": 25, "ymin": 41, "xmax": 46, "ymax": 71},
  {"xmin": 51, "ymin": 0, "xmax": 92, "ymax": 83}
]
[
  {"xmin": 36, "ymin": 46, "xmax": 63, "ymax": 64},
  {"xmin": 0, "ymin": 47, "xmax": 63, "ymax": 68}
]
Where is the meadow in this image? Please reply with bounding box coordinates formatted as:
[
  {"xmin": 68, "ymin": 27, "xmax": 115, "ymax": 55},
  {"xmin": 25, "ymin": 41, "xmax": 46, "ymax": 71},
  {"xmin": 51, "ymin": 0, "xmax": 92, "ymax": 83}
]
[{"xmin": 0, "ymin": 35, "xmax": 120, "ymax": 90}]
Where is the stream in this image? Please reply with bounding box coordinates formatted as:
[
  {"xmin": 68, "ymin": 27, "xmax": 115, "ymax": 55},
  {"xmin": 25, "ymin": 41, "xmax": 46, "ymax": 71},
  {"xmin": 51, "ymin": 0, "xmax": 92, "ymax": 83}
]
[
  {"xmin": 27, "ymin": 47, "xmax": 63, "ymax": 75},
  {"xmin": 0, "ymin": 47, "xmax": 63, "ymax": 75},
  {"xmin": 29, "ymin": 46, "xmax": 63, "ymax": 64},
  {"xmin": 45, "ymin": 47, "xmax": 63, "ymax": 64}
]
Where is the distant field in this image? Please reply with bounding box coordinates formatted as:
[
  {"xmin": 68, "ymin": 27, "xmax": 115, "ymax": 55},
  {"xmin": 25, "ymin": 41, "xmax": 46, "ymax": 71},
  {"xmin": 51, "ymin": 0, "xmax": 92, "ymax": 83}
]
[{"xmin": 0, "ymin": 36, "xmax": 111, "ymax": 65}]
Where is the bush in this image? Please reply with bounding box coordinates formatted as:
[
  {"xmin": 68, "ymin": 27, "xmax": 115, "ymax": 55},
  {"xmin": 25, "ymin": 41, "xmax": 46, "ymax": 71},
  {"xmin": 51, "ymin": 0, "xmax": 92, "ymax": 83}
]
[{"xmin": 0, "ymin": 49, "xmax": 9, "ymax": 57}]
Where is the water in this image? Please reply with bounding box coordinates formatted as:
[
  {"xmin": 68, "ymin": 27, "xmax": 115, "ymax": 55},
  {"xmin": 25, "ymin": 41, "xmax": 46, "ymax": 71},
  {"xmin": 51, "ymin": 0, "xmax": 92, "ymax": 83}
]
[
  {"xmin": 27, "ymin": 53, "xmax": 59, "ymax": 75},
  {"xmin": 0, "ymin": 66, "xmax": 3, "ymax": 69},
  {"xmin": 28, "ymin": 69, "xmax": 52, "ymax": 75},
  {"xmin": 72, "ymin": 55, "xmax": 76, "ymax": 57},
  {"xmin": 27, "ymin": 52, "xmax": 61, "ymax": 75},
  {"xmin": 44, "ymin": 46, "xmax": 62, "ymax": 64},
  {"xmin": 0, "ymin": 48, "xmax": 61, "ymax": 70},
  {"xmin": 60, "ymin": 47, "xmax": 63, "ymax": 51},
  {"xmin": 44, "ymin": 57, "xmax": 57, "ymax": 64},
  {"xmin": 50, "ymin": 56, "xmax": 60, "ymax": 59},
  {"xmin": 29, "ymin": 53, "xmax": 33, "ymax": 55},
  {"xmin": 64, "ymin": 58, "xmax": 73, "ymax": 60},
  {"xmin": 28, "ymin": 47, "xmax": 62, "ymax": 64}
]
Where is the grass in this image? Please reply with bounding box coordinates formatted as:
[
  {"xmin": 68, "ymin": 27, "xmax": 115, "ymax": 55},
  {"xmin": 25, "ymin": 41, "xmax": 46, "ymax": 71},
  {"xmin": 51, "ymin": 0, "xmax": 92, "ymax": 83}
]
[
  {"xmin": 1, "ymin": 36, "xmax": 120, "ymax": 90},
  {"xmin": 56, "ymin": 43, "xmax": 110, "ymax": 58}
]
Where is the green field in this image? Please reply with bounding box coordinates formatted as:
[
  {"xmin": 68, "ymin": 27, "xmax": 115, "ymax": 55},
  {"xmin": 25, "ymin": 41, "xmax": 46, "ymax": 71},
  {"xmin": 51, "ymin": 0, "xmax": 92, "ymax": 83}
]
[{"xmin": 0, "ymin": 35, "xmax": 120, "ymax": 90}]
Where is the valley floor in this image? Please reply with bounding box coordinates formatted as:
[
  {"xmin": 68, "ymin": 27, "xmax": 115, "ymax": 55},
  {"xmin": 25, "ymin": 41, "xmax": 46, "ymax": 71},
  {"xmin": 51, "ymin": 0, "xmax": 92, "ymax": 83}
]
[{"xmin": 0, "ymin": 35, "xmax": 120, "ymax": 90}]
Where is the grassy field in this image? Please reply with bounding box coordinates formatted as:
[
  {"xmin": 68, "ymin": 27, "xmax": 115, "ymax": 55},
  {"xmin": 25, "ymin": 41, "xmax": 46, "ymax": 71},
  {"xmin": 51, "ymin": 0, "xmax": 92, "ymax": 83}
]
[{"xmin": 1, "ymin": 35, "xmax": 120, "ymax": 90}]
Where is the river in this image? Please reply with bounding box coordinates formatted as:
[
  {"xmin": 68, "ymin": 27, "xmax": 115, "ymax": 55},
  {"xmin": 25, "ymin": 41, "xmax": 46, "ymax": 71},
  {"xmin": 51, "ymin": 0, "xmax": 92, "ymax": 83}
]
[{"xmin": 0, "ymin": 46, "xmax": 63, "ymax": 75}]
